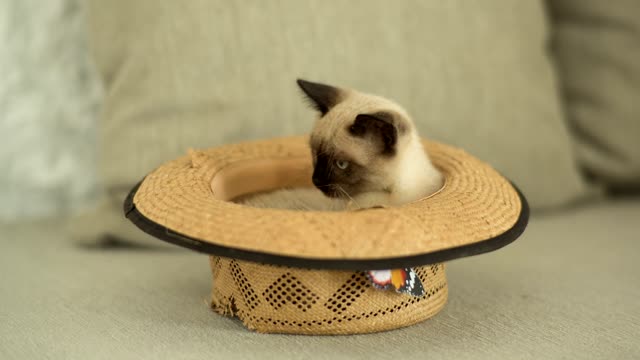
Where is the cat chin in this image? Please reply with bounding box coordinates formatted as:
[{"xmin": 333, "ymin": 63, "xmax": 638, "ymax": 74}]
[
  {"xmin": 350, "ymin": 191, "xmax": 392, "ymax": 209},
  {"xmin": 317, "ymin": 187, "xmax": 342, "ymax": 199}
]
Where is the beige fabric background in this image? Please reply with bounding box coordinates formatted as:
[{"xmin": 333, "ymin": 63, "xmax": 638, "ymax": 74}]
[
  {"xmin": 549, "ymin": 0, "xmax": 640, "ymax": 188},
  {"xmin": 76, "ymin": 0, "xmax": 594, "ymax": 243}
]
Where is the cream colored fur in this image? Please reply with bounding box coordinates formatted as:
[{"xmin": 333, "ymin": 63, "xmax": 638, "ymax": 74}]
[
  {"xmin": 235, "ymin": 188, "xmax": 347, "ymax": 211},
  {"xmin": 237, "ymin": 85, "xmax": 443, "ymax": 210}
]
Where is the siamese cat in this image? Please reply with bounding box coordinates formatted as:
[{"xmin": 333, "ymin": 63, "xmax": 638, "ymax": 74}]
[{"xmin": 235, "ymin": 79, "xmax": 443, "ymax": 210}]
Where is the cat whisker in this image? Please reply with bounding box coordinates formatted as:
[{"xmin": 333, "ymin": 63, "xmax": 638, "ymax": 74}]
[
  {"xmin": 314, "ymin": 148, "xmax": 333, "ymax": 157},
  {"xmin": 336, "ymin": 185, "xmax": 360, "ymax": 208}
]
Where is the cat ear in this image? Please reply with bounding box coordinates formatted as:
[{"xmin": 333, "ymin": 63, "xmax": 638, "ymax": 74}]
[
  {"xmin": 296, "ymin": 79, "xmax": 343, "ymax": 116},
  {"xmin": 350, "ymin": 112, "xmax": 407, "ymax": 155}
]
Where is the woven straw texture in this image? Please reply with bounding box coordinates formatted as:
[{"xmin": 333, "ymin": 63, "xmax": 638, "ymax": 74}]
[
  {"xmin": 133, "ymin": 136, "xmax": 521, "ymax": 260},
  {"xmin": 209, "ymin": 256, "xmax": 448, "ymax": 335}
]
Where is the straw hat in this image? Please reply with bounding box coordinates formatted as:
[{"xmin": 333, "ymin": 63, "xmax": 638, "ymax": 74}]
[
  {"xmin": 124, "ymin": 135, "xmax": 528, "ymax": 334},
  {"xmin": 124, "ymin": 135, "xmax": 528, "ymax": 269}
]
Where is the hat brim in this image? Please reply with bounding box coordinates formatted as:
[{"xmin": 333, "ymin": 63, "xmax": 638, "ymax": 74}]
[{"xmin": 124, "ymin": 136, "xmax": 529, "ymax": 270}]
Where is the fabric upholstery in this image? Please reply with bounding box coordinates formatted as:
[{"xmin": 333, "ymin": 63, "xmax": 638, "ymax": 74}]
[
  {"xmin": 74, "ymin": 0, "xmax": 596, "ymax": 244},
  {"xmin": 548, "ymin": 0, "xmax": 640, "ymax": 188},
  {"xmin": 4, "ymin": 199, "xmax": 640, "ymax": 358}
]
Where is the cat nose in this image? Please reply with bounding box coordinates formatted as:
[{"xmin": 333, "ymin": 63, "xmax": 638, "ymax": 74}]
[{"xmin": 312, "ymin": 175, "xmax": 323, "ymax": 187}]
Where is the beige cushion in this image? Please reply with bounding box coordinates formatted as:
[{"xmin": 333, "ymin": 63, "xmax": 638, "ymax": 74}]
[
  {"xmin": 548, "ymin": 0, "xmax": 640, "ymax": 188},
  {"xmin": 7, "ymin": 200, "xmax": 640, "ymax": 357},
  {"xmin": 76, "ymin": 0, "xmax": 594, "ymax": 244}
]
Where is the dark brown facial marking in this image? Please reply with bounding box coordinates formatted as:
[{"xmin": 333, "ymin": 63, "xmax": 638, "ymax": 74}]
[
  {"xmin": 311, "ymin": 144, "xmax": 365, "ymax": 198},
  {"xmin": 297, "ymin": 79, "xmax": 342, "ymax": 116},
  {"xmin": 350, "ymin": 112, "xmax": 400, "ymax": 156}
]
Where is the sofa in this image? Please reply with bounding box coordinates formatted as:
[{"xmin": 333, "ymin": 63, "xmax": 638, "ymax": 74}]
[{"xmin": 2, "ymin": 1, "xmax": 639, "ymax": 358}]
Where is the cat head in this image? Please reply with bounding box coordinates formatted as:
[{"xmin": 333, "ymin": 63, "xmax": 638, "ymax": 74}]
[{"xmin": 297, "ymin": 79, "xmax": 417, "ymax": 199}]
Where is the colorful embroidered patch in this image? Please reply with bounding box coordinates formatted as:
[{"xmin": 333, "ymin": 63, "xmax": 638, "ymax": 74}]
[{"xmin": 366, "ymin": 268, "xmax": 425, "ymax": 297}]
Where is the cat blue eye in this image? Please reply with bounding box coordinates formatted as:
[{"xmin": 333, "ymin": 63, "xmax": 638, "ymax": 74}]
[{"xmin": 336, "ymin": 160, "xmax": 349, "ymax": 170}]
